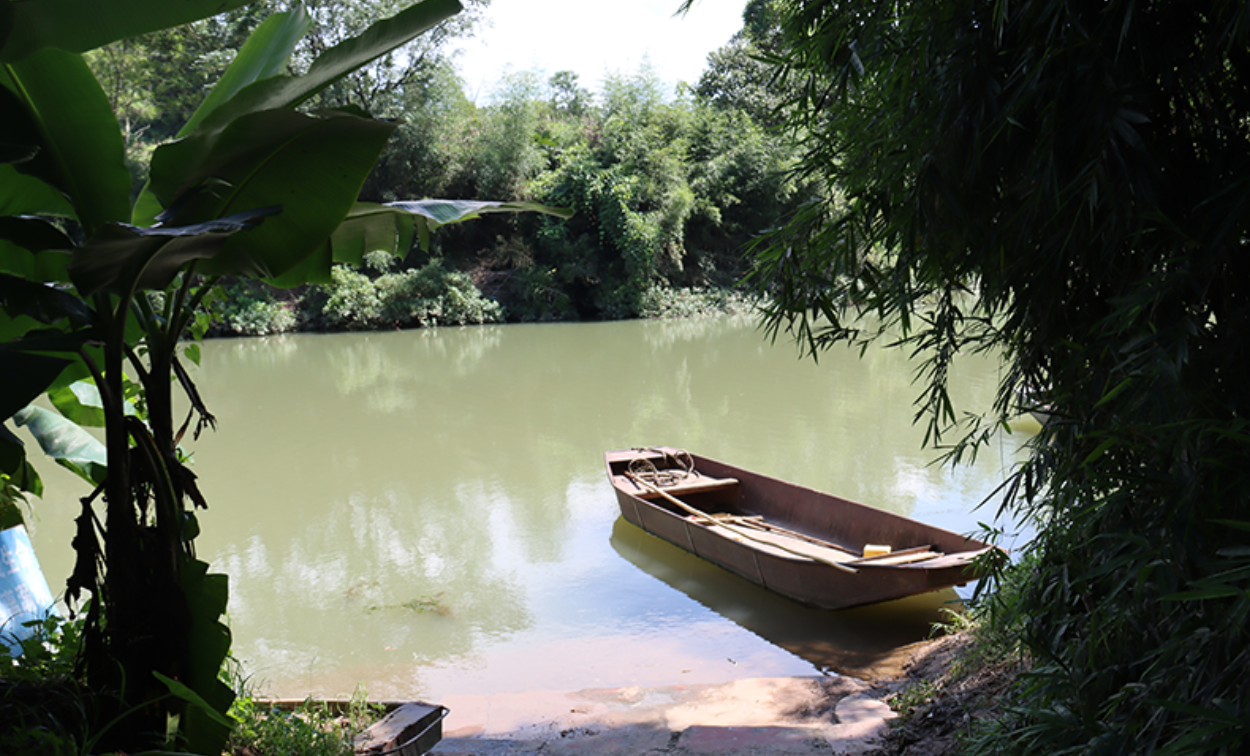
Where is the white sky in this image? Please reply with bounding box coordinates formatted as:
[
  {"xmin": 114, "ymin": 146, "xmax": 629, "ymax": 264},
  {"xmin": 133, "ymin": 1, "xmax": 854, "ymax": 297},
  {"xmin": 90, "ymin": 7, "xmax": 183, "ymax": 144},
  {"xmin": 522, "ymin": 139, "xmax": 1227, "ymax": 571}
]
[{"xmin": 453, "ymin": 0, "xmax": 749, "ymax": 101}]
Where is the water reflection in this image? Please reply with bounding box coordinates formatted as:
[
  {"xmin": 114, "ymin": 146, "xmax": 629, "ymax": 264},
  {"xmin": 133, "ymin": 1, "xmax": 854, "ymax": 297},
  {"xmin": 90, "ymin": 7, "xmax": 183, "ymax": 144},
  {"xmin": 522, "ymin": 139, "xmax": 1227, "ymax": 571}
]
[
  {"xmin": 609, "ymin": 518, "xmax": 959, "ymax": 680},
  {"xmin": 23, "ymin": 317, "xmax": 1029, "ymax": 699}
]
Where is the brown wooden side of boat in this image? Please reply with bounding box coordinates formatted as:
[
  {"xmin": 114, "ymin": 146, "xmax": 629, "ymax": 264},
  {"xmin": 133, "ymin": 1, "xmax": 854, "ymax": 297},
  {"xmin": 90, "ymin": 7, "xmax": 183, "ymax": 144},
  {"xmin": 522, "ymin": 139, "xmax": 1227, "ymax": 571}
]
[{"xmin": 605, "ymin": 447, "xmax": 992, "ymax": 610}]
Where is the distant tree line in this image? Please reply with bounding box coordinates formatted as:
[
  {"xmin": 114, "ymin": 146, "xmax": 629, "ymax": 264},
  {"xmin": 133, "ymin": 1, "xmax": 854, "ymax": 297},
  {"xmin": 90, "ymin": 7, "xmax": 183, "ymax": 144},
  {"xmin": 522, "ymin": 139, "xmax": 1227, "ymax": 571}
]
[{"xmin": 88, "ymin": 0, "xmax": 811, "ymax": 333}]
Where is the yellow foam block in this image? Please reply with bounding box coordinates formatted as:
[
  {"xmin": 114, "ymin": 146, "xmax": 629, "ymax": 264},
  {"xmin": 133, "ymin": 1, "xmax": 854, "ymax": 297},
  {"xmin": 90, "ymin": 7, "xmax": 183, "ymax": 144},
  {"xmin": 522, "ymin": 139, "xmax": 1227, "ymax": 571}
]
[{"xmin": 862, "ymin": 544, "xmax": 892, "ymax": 558}]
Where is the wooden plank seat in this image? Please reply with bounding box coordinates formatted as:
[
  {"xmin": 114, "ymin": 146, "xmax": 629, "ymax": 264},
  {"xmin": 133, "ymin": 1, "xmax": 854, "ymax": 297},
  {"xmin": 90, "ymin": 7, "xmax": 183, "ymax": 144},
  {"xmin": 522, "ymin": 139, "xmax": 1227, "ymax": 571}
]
[{"xmin": 626, "ymin": 474, "xmax": 741, "ymax": 499}]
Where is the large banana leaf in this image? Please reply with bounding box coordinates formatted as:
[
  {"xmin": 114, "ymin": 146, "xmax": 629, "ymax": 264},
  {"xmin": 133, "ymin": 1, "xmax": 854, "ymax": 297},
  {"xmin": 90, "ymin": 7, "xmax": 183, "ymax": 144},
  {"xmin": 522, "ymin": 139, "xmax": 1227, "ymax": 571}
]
[
  {"xmin": 179, "ymin": 5, "xmax": 313, "ymax": 140},
  {"xmin": 0, "ymin": 425, "xmax": 41, "ymax": 504},
  {"xmin": 0, "ymin": 331, "xmax": 100, "ymax": 425},
  {"xmin": 12, "ymin": 404, "xmax": 107, "ymax": 486},
  {"xmin": 0, "ymin": 166, "xmax": 75, "ymax": 219},
  {"xmin": 176, "ymin": 559, "xmax": 234, "ymax": 755},
  {"xmin": 130, "ymin": 5, "xmax": 314, "ymax": 225},
  {"xmin": 266, "ymin": 200, "xmax": 574, "ymax": 286},
  {"xmin": 266, "ymin": 237, "xmax": 334, "ymax": 287},
  {"xmin": 150, "ymin": 108, "xmax": 394, "ymax": 280},
  {"xmin": 198, "ymin": 0, "xmax": 461, "ymax": 127},
  {"xmin": 48, "ymin": 381, "xmax": 116, "ymax": 428},
  {"xmin": 328, "ymin": 200, "xmax": 576, "ymax": 267},
  {"xmin": 0, "ymin": 271, "xmax": 91, "ymax": 327},
  {"xmin": 0, "ymin": 165, "xmax": 77, "ymax": 281},
  {"xmin": 0, "ymin": 244, "xmax": 73, "ymax": 283},
  {"xmin": 0, "ymin": 274, "xmax": 95, "ymax": 423},
  {"xmin": 68, "ymin": 208, "xmax": 281, "ymax": 297},
  {"xmin": 0, "ymin": 352, "xmax": 71, "ymax": 424},
  {"xmin": 0, "ymin": 49, "xmax": 130, "ymax": 233},
  {"xmin": 0, "ymin": 217, "xmax": 74, "ymax": 254},
  {"xmin": 0, "ymin": 0, "xmax": 255, "ymax": 62},
  {"xmin": 392, "ymin": 199, "xmax": 576, "ymax": 229},
  {"xmin": 138, "ymin": 0, "xmax": 461, "ymax": 227}
]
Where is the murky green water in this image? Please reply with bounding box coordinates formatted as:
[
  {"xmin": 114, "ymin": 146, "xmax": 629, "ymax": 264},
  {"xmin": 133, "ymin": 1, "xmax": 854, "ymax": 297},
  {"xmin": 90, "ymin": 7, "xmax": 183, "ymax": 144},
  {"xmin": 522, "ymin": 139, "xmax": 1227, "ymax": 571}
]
[{"xmin": 21, "ymin": 316, "xmax": 1032, "ymax": 700}]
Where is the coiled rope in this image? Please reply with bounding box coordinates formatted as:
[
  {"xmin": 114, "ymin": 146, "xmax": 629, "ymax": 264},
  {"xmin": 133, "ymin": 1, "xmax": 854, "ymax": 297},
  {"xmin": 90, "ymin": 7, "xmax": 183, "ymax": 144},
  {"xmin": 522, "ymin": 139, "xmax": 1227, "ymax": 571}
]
[{"xmin": 626, "ymin": 447, "xmax": 695, "ymax": 488}]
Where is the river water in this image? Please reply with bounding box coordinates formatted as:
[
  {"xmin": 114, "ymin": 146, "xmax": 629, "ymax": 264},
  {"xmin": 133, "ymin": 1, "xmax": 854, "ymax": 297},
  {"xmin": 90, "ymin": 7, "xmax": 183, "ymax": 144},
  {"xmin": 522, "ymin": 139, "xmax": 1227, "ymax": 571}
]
[{"xmin": 22, "ymin": 316, "xmax": 1034, "ymax": 700}]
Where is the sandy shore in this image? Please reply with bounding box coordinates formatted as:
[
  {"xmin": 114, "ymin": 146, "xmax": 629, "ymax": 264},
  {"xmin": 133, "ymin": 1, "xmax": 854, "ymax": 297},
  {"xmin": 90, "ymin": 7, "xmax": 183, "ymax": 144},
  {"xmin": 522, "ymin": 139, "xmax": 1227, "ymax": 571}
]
[{"xmin": 424, "ymin": 666, "xmax": 910, "ymax": 755}]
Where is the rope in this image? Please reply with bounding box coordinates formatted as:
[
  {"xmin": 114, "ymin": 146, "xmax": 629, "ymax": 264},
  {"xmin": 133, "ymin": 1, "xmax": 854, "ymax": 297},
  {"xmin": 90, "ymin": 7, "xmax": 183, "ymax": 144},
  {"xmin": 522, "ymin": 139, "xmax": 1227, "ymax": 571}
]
[{"xmin": 627, "ymin": 447, "xmax": 696, "ymax": 488}]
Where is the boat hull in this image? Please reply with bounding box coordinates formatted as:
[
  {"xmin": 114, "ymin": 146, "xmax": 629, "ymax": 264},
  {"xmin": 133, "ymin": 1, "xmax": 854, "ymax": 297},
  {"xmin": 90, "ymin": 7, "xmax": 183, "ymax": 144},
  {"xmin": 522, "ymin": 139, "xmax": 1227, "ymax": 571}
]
[{"xmin": 606, "ymin": 448, "xmax": 994, "ymax": 610}]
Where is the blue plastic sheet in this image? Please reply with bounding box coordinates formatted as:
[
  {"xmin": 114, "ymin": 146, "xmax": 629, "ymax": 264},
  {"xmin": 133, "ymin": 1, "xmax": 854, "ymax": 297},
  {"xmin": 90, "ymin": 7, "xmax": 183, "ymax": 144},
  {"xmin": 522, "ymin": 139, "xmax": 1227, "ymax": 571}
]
[{"xmin": 1, "ymin": 525, "xmax": 58, "ymax": 656}]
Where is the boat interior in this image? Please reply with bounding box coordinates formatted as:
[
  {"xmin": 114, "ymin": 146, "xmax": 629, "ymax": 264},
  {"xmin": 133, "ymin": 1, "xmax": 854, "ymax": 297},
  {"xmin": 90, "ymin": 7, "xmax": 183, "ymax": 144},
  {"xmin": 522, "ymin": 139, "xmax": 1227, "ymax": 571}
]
[{"xmin": 608, "ymin": 448, "xmax": 951, "ymax": 569}]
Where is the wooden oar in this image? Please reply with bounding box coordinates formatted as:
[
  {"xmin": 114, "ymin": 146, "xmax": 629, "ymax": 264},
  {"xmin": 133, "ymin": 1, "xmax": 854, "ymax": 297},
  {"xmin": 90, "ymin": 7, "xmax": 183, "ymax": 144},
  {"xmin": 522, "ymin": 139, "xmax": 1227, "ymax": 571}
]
[
  {"xmin": 731, "ymin": 518, "xmax": 860, "ymax": 556},
  {"xmin": 624, "ymin": 472, "xmax": 858, "ymax": 574}
]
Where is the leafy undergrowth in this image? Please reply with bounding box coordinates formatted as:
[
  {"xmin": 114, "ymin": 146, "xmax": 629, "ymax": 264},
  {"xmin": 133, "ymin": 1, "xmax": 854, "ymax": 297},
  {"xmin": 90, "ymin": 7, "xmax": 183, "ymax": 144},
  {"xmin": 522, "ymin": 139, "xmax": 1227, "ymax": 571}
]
[
  {"xmin": 869, "ymin": 629, "xmax": 1026, "ymax": 756},
  {"xmin": 226, "ymin": 679, "xmax": 385, "ymax": 756}
]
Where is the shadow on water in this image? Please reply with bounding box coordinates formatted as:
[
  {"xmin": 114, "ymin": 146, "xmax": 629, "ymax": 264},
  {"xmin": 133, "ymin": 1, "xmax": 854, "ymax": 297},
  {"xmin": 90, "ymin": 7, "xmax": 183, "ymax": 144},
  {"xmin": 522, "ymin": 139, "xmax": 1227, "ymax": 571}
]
[{"xmin": 609, "ymin": 517, "xmax": 962, "ymax": 680}]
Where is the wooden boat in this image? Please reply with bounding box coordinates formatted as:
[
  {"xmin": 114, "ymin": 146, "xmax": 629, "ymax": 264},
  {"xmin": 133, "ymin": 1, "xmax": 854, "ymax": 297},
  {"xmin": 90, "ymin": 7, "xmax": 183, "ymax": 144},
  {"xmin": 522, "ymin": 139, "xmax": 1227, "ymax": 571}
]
[{"xmin": 605, "ymin": 447, "xmax": 998, "ymax": 610}]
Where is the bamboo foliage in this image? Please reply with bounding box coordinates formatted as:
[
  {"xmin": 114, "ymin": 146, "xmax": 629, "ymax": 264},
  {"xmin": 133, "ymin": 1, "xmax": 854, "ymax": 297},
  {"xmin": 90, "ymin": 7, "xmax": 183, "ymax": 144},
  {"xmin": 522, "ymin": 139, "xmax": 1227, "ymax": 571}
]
[{"xmin": 747, "ymin": 0, "xmax": 1250, "ymax": 752}]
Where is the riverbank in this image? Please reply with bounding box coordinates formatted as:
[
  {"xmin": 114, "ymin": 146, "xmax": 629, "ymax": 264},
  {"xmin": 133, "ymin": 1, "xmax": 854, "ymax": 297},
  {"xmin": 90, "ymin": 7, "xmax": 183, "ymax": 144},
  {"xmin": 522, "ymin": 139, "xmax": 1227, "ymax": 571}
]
[
  {"xmin": 422, "ymin": 630, "xmax": 1018, "ymax": 756},
  {"xmin": 208, "ymin": 273, "xmax": 756, "ymax": 338}
]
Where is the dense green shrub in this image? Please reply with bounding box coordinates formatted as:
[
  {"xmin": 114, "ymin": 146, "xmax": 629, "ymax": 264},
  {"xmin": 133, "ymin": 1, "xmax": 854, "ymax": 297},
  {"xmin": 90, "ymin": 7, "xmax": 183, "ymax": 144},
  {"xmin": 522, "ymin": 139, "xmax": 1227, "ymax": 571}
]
[
  {"xmin": 315, "ymin": 261, "xmax": 502, "ymax": 330},
  {"xmin": 638, "ymin": 285, "xmax": 757, "ymax": 319},
  {"xmin": 211, "ymin": 279, "xmax": 298, "ymax": 337}
]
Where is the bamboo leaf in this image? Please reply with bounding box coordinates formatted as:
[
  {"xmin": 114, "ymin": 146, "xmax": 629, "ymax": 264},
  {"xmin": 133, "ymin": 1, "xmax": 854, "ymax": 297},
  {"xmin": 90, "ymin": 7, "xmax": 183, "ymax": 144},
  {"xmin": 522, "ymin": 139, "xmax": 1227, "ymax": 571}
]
[
  {"xmin": 1145, "ymin": 698, "xmax": 1247, "ymax": 726},
  {"xmin": 1094, "ymin": 377, "xmax": 1133, "ymax": 408},
  {"xmin": 1082, "ymin": 437, "xmax": 1117, "ymax": 465},
  {"xmin": 1161, "ymin": 587, "xmax": 1240, "ymax": 601}
]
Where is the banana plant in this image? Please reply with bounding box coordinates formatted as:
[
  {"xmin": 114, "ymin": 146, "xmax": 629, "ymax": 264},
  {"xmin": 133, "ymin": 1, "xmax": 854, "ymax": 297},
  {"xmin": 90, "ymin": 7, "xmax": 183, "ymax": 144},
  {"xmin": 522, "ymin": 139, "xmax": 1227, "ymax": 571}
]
[{"xmin": 0, "ymin": 0, "xmax": 568, "ymax": 752}]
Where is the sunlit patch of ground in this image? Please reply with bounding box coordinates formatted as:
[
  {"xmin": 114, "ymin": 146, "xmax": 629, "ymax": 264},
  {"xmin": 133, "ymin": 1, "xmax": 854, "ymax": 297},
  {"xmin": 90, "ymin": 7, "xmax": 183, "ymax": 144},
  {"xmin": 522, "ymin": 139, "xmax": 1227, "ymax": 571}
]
[{"xmin": 867, "ymin": 632, "xmax": 1023, "ymax": 756}]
